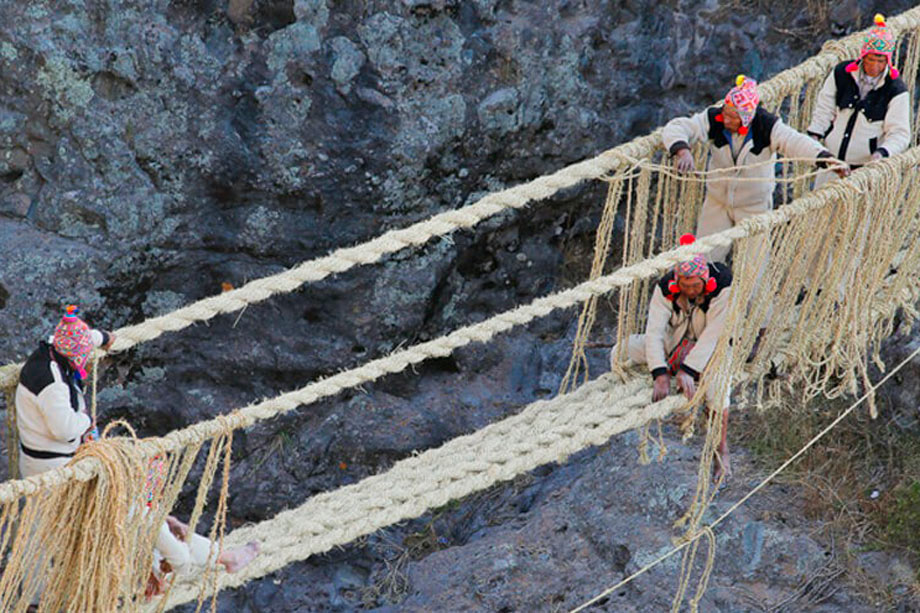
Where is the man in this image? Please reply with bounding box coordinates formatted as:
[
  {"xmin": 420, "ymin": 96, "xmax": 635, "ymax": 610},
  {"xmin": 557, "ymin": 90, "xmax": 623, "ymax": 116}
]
[
  {"xmin": 142, "ymin": 456, "xmax": 261, "ymax": 600},
  {"xmin": 145, "ymin": 516, "xmax": 260, "ymax": 600},
  {"xmin": 15, "ymin": 305, "xmax": 115, "ymax": 478},
  {"xmin": 807, "ymin": 14, "xmax": 910, "ymax": 187},
  {"xmin": 611, "ymin": 234, "xmax": 733, "ymax": 479},
  {"xmin": 663, "ymin": 75, "xmax": 845, "ymax": 262}
]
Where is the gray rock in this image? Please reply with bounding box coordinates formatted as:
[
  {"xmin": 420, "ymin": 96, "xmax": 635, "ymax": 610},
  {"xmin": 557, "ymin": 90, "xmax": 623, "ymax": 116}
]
[
  {"xmin": 477, "ymin": 87, "xmax": 520, "ymax": 133},
  {"xmin": 329, "ymin": 36, "xmax": 365, "ymax": 95}
]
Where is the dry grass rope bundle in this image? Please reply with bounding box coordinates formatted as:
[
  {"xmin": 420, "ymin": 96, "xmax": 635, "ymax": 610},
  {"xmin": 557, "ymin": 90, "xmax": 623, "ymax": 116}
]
[{"xmin": 0, "ymin": 421, "xmax": 231, "ymax": 613}]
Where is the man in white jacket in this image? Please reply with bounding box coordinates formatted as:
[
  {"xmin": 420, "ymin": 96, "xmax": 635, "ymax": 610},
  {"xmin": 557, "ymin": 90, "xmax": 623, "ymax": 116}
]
[
  {"xmin": 143, "ymin": 457, "xmax": 260, "ymax": 600},
  {"xmin": 611, "ymin": 234, "xmax": 733, "ymax": 479},
  {"xmin": 807, "ymin": 14, "xmax": 910, "ymax": 188},
  {"xmin": 662, "ymin": 75, "xmax": 844, "ymax": 262},
  {"xmin": 15, "ymin": 305, "xmax": 115, "ymax": 478}
]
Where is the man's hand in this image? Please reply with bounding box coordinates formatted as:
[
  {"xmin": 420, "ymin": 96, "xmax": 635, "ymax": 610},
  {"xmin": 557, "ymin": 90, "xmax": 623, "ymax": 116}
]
[
  {"xmin": 871, "ymin": 151, "xmax": 884, "ymax": 162},
  {"xmin": 166, "ymin": 515, "xmax": 189, "ymax": 541},
  {"xmin": 675, "ymin": 370, "xmax": 697, "ymax": 400},
  {"xmin": 652, "ymin": 373, "xmax": 671, "ymax": 402},
  {"xmin": 832, "ymin": 161, "xmax": 851, "ymax": 178},
  {"xmin": 674, "ymin": 149, "xmax": 695, "ymax": 174}
]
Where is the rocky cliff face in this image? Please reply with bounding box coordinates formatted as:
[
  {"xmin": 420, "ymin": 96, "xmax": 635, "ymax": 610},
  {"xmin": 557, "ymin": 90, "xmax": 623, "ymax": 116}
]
[{"xmin": 0, "ymin": 0, "xmax": 917, "ymax": 611}]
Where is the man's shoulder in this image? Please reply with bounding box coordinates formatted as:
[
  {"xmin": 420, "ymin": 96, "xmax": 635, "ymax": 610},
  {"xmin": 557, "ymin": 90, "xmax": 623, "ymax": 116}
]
[
  {"xmin": 834, "ymin": 60, "xmax": 855, "ymax": 74},
  {"xmin": 20, "ymin": 344, "xmax": 58, "ymax": 396},
  {"xmin": 883, "ymin": 73, "xmax": 908, "ymax": 97}
]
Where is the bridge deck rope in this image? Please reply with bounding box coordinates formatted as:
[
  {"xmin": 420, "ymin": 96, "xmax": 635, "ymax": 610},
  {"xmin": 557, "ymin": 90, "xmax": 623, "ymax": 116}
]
[{"xmin": 150, "ymin": 371, "xmax": 683, "ymax": 610}]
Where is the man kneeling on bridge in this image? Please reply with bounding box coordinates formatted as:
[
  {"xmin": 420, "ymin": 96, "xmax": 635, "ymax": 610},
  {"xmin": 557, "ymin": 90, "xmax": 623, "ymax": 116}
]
[{"xmin": 611, "ymin": 234, "xmax": 733, "ymax": 480}]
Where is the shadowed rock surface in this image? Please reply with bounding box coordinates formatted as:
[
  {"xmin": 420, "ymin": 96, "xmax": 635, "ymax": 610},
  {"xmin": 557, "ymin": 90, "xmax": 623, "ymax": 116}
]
[{"xmin": 0, "ymin": 0, "xmax": 918, "ymax": 611}]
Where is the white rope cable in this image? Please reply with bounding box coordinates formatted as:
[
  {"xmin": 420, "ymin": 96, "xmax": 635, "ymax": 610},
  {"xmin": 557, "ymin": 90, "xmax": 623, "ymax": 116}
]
[{"xmin": 150, "ymin": 371, "xmax": 684, "ymax": 611}]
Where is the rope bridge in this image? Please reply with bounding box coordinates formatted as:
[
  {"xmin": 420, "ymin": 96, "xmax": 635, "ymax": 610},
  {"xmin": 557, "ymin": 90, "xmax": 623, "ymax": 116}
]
[{"xmin": 1, "ymin": 6, "xmax": 920, "ymax": 611}]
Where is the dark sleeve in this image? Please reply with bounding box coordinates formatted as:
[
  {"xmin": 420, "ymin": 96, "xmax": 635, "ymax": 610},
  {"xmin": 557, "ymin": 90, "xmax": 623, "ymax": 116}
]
[{"xmin": 815, "ymin": 150, "xmax": 834, "ymax": 168}]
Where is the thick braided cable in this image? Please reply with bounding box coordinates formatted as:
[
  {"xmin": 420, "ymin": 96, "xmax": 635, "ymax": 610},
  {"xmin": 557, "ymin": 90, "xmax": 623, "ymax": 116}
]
[{"xmin": 150, "ymin": 372, "xmax": 684, "ymax": 611}]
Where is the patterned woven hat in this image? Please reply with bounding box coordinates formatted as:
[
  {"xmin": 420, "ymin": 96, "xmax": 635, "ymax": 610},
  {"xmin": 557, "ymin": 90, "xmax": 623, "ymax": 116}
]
[
  {"xmin": 666, "ymin": 234, "xmax": 718, "ymax": 299},
  {"xmin": 52, "ymin": 305, "xmax": 93, "ymax": 379},
  {"xmin": 849, "ymin": 14, "xmax": 899, "ymax": 79},
  {"xmin": 723, "ymin": 74, "xmax": 760, "ymax": 132},
  {"xmin": 674, "ymin": 234, "xmax": 710, "ymax": 281}
]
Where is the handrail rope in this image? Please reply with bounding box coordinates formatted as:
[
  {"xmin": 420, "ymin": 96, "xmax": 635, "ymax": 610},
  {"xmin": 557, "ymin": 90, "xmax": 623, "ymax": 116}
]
[
  {"xmin": 568, "ymin": 340, "xmax": 920, "ymax": 613},
  {"xmin": 0, "ymin": 150, "xmax": 916, "ymax": 502},
  {"xmin": 3, "ymin": 3, "xmax": 918, "ymax": 388},
  {"xmin": 154, "ymin": 275, "xmax": 920, "ymax": 611}
]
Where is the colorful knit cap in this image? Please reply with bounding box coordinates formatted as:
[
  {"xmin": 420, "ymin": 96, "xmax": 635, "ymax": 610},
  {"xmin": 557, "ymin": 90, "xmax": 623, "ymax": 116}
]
[
  {"xmin": 52, "ymin": 305, "xmax": 93, "ymax": 379},
  {"xmin": 849, "ymin": 14, "xmax": 899, "ymax": 79},
  {"xmin": 674, "ymin": 234, "xmax": 710, "ymax": 281},
  {"xmin": 724, "ymin": 74, "xmax": 759, "ymax": 129}
]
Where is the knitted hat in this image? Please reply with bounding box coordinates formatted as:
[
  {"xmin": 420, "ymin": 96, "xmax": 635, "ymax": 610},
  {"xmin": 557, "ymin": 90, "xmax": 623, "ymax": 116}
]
[
  {"xmin": 721, "ymin": 74, "xmax": 759, "ymax": 135},
  {"xmin": 52, "ymin": 305, "xmax": 93, "ymax": 379},
  {"xmin": 667, "ymin": 234, "xmax": 717, "ymax": 298},
  {"xmin": 847, "ymin": 14, "xmax": 899, "ymax": 79}
]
